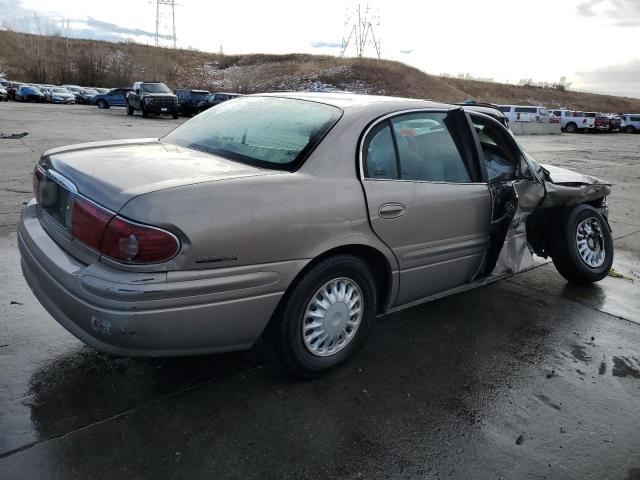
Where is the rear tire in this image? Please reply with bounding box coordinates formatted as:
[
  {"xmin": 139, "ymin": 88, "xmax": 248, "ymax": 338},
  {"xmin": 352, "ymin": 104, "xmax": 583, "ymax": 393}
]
[
  {"xmin": 274, "ymin": 255, "xmax": 377, "ymax": 378},
  {"xmin": 626, "ymin": 125, "xmax": 636, "ymax": 134},
  {"xmin": 142, "ymin": 107, "xmax": 149, "ymax": 118},
  {"xmin": 551, "ymin": 205, "xmax": 613, "ymax": 284},
  {"xmin": 97, "ymin": 100, "xmax": 108, "ymax": 109},
  {"xmin": 172, "ymin": 112, "xmax": 179, "ymax": 119},
  {"xmin": 565, "ymin": 122, "xmax": 577, "ymax": 133}
]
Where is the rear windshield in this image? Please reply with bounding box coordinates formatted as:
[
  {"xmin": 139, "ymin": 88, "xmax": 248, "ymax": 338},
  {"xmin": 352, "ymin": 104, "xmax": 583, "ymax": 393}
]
[
  {"xmin": 191, "ymin": 91, "xmax": 209, "ymax": 100},
  {"xmin": 164, "ymin": 96, "xmax": 342, "ymax": 171}
]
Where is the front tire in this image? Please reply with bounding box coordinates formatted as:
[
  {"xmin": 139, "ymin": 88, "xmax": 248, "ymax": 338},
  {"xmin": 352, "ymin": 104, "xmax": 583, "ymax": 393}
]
[
  {"xmin": 274, "ymin": 255, "xmax": 377, "ymax": 377},
  {"xmin": 97, "ymin": 100, "xmax": 108, "ymax": 109},
  {"xmin": 565, "ymin": 122, "xmax": 577, "ymax": 133},
  {"xmin": 127, "ymin": 104, "xmax": 134, "ymax": 115},
  {"xmin": 626, "ymin": 125, "xmax": 636, "ymax": 134},
  {"xmin": 551, "ymin": 205, "xmax": 613, "ymax": 284}
]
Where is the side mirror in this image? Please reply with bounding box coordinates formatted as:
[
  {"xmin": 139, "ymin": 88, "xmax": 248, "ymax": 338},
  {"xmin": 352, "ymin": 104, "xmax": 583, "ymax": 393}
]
[{"xmin": 135, "ymin": 88, "xmax": 140, "ymax": 95}]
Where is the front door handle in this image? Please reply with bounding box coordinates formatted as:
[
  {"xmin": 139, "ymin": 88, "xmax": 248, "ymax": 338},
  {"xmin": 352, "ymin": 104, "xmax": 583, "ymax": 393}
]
[{"xmin": 379, "ymin": 203, "xmax": 407, "ymax": 219}]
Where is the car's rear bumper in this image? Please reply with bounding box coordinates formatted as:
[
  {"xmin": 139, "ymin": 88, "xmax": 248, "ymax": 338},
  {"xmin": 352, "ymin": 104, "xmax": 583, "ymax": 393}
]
[{"xmin": 18, "ymin": 201, "xmax": 303, "ymax": 357}]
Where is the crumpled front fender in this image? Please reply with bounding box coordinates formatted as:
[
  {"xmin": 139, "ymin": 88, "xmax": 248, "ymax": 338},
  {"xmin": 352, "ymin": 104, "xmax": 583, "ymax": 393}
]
[{"xmin": 540, "ymin": 164, "xmax": 612, "ymax": 208}]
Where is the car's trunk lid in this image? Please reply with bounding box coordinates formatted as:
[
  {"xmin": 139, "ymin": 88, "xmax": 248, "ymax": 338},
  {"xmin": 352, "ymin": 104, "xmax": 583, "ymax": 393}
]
[{"xmin": 41, "ymin": 138, "xmax": 276, "ymax": 212}]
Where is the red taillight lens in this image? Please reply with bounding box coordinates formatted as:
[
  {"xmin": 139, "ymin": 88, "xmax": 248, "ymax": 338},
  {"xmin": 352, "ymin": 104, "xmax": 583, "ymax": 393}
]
[
  {"xmin": 33, "ymin": 165, "xmax": 44, "ymax": 203},
  {"xmin": 100, "ymin": 216, "xmax": 179, "ymax": 264},
  {"xmin": 69, "ymin": 196, "xmax": 178, "ymax": 264},
  {"xmin": 71, "ymin": 197, "xmax": 114, "ymax": 249}
]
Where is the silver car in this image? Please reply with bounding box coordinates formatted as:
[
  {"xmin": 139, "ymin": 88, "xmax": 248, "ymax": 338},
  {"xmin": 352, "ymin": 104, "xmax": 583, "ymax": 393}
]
[
  {"xmin": 43, "ymin": 86, "xmax": 76, "ymax": 104},
  {"xmin": 19, "ymin": 93, "xmax": 613, "ymax": 376}
]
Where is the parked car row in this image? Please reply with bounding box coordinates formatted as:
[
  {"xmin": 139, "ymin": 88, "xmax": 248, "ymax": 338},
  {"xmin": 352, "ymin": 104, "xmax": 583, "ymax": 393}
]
[
  {"xmin": 0, "ymin": 79, "xmax": 119, "ymax": 105},
  {"xmin": 90, "ymin": 81, "xmax": 241, "ymax": 119},
  {"xmin": 494, "ymin": 102, "xmax": 638, "ymax": 134},
  {"xmin": 2, "ymin": 76, "xmax": 637, "ymax": 133},
  {"xmin": 547, "ymin": 109, "xmax": 634, "ymax": 133}
]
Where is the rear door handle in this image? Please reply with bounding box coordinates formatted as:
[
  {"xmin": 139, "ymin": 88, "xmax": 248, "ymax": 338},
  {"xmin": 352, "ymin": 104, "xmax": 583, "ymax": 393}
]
[{"xmin": 379, "ymin": 203, "xmax": 407, "ymax": 219}]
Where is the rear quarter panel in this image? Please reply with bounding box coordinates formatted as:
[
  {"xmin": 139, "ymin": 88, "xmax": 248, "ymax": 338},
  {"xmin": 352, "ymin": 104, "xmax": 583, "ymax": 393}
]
[{"xmin": 118, "ymin": 172, "xmax": 395, "ymax": 274}]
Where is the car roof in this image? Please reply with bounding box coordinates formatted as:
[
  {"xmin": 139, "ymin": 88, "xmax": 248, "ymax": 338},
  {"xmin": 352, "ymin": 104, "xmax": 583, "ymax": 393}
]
[{"xmin": 255, "ymin": 91, "xmax": 452, "ymax": 110}]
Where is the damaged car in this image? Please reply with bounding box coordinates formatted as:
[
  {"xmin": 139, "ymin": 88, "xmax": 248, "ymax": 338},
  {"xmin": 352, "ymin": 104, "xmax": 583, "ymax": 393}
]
[{"xmin": 19, "ymin": 92, "xmax": 613, "ymax": 376}]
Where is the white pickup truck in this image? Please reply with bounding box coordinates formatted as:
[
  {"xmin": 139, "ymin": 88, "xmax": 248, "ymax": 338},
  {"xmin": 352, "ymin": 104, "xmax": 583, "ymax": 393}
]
[{"xmin": 550, "ymin": 110, "xmax": 595, "ymax": 133}]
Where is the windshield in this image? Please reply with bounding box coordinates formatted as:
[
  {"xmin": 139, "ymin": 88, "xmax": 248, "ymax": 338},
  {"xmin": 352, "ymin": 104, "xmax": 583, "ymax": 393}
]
[
  {"xmin": 141, "ymin": 83, "xmax": 171, "ymax": 93},
  {"xmin": 52, "ymin": 87, "xmax": 68, "ymax": 93},
  {"xmin": 164, "ymin": 96, "xmax": 342, "ymax": 171},
  {"xmin": 83, "ymin": 89, "xmax": 98, "ymax": 95}
]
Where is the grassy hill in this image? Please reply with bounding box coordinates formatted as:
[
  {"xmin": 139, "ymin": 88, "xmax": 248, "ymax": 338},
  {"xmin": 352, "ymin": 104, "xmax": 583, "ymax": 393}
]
[{"xmin": 1, "ymin": 30, "xmax": 639, "ymax": 113}]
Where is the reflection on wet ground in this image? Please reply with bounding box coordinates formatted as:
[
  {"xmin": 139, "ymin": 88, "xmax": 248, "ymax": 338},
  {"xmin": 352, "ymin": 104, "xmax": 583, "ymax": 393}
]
[{"xmin": 2, "ymin": 256, "xmax": 639, "ymax": 478}]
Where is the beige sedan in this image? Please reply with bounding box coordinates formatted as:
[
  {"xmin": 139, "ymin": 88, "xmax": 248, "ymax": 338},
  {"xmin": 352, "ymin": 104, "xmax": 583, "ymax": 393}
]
[{"xmin": 19, "ymin": 92, "xmax": 613, "ymax": 376}]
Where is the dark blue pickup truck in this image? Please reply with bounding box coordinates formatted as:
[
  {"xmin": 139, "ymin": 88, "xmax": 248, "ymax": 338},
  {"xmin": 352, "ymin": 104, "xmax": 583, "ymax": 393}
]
[
  {"xmin": 92, "ymin": 88, "xmax": 132, "ymax": 109},
  {"xmin": 175, "ymin": 89, "xmax": 210, "ymax": 116}
]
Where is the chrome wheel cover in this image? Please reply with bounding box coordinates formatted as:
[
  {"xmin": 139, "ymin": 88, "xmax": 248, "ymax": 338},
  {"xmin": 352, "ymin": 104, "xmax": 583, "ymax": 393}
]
[
  {"xmin": 302, "ymin": 277, "xmax": 363, "ymax": 357},
  {"xmin": 576, "ymin": 217, "xmax": 606, "ymax": 268}
]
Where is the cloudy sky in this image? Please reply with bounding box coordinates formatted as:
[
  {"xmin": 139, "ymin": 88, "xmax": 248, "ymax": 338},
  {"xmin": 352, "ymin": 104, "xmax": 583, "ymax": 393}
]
[{"xmin": 2, "ymin": 0, "xmax": 640, "ymax": 98}]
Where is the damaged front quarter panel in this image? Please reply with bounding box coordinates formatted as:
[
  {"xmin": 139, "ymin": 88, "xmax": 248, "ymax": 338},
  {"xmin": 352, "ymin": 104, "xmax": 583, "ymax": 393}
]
[
  {"xmin": 540, "ymin": 164, "xmax": 612, "ymax": 209},
  {"xmin": 488, "ymin": 160, "xmax": 611, "ymax": 277}
]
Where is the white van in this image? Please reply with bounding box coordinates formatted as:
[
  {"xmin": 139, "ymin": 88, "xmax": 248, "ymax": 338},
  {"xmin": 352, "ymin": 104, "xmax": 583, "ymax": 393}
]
[{"xmin": 498, "ymin": 105, "xmax": 550, "ymax": 123}]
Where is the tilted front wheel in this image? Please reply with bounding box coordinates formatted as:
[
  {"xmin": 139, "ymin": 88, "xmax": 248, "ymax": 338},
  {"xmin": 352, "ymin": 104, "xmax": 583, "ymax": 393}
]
[
  {"xmin": 274, "ymin": 255, "xmax": 377, "ymax": 377},
  {"xmin": 551, "ymin": 204, "xmax": 613, "ymax": 284}
]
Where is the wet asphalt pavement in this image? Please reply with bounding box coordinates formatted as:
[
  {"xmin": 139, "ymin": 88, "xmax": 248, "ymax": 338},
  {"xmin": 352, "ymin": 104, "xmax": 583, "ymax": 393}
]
[{"xmin": 1, "ymin": 103, "xmax": 640, "ymax": 479}]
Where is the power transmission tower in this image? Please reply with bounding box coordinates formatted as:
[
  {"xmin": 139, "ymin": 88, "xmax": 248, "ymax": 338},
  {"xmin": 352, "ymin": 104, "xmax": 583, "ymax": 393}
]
[
  {"xmin": 340, "ymin": 4, "xmax": 381, "ymax": 59},
  {"xmin": 155, "ymin": 0, "xmax": 178, "ymax": 48}
]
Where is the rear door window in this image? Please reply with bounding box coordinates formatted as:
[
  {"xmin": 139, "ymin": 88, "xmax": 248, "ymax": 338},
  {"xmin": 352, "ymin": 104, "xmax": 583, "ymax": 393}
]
[{"xmin": 391, "ymin": 112, "xmax": 471, "ymax": 183}]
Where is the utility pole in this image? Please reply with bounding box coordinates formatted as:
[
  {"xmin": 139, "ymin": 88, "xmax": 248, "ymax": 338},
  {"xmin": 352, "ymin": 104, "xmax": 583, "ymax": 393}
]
[
  {"xmin": 340, "ymin": 3, "xmax": 381, "ymax": 59},
  {"xmin": 155, "ymin": 0, "xmax": 178, "ymax": 48}
]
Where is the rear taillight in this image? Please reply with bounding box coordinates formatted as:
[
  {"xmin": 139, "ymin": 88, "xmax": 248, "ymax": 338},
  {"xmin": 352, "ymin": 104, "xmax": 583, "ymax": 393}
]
[
  {"xmin": 68, "ymin": 195, "xmax": 179, "ymax": 264},
  {"xmin": 33, "ymin": 165, "xmax": 44, "ymax": 203},
  {"xmin": 100, "ymin": 216, "xmax": 180, "ymax": 264},
  {"xmin": 71, "ymin": 197, "xmax": 113, "ymax": 250}
]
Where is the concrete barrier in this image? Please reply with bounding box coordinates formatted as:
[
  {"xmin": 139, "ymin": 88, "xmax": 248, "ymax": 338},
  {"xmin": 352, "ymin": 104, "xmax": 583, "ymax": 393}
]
[{"xmin": 509, "ymin": 122, "xmax": 562, "ymax": 135}]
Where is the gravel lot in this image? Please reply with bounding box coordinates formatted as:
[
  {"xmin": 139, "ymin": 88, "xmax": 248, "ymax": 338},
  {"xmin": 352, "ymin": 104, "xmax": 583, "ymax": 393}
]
[{"xmin": 1, "ymin": 102, "xmax": 639, "ymax": 479}]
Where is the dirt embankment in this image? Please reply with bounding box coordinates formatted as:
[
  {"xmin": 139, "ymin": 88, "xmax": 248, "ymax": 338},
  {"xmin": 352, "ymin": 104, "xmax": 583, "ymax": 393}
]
[{"xmin": 1, "ymin": 30, "xmax": 639, "ymax": 112}]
